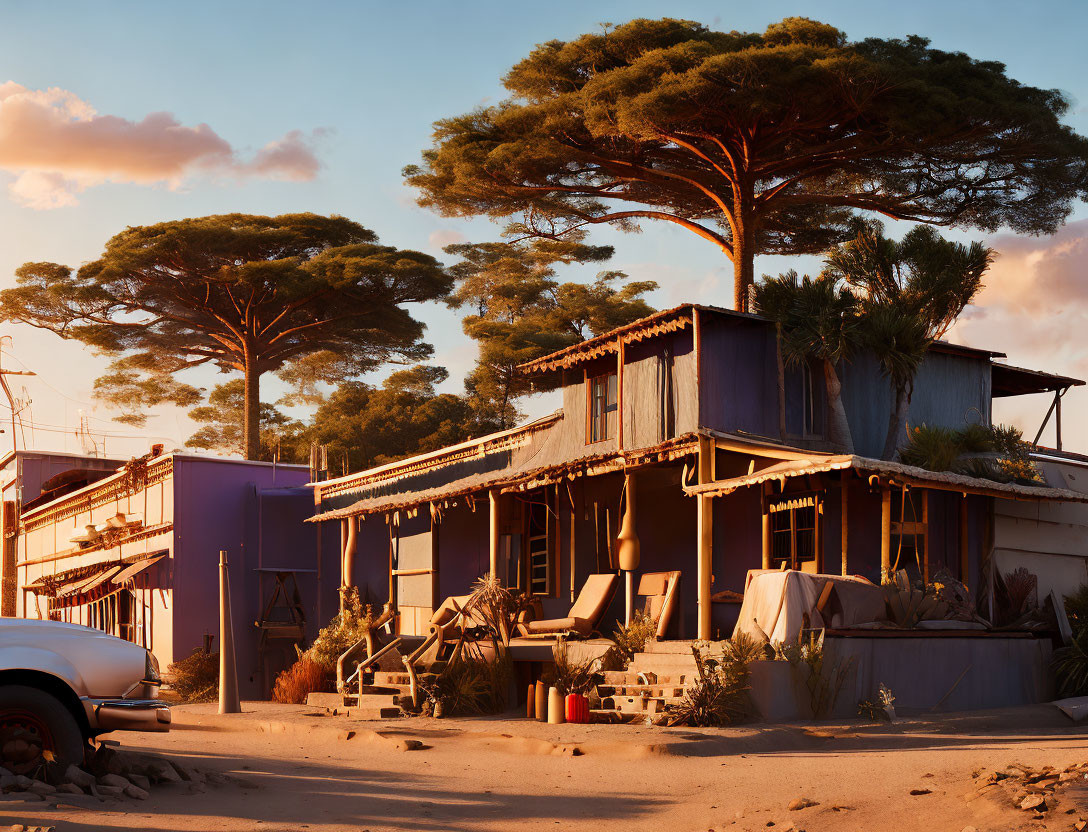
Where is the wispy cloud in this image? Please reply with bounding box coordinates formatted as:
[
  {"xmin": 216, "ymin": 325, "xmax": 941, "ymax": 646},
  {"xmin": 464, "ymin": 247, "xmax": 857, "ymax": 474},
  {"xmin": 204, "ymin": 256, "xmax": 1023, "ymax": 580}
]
[
  {"xmin": 949, "ymin": 219, "xmax": 1088, "ymax": 446},
  {"xmin": 428, "ymin": 229, "xmax": 467, "ymax": 251},
  {"xmin": 0, "ymin": 81, "xmax": 323, "ymax": 208}
]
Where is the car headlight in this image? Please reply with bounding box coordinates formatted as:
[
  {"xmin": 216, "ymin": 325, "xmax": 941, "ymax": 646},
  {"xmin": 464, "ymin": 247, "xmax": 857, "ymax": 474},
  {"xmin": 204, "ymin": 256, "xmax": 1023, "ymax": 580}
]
[{"xmin": 144, "ymin": 650, "xmax": 161, "ymax": 685}]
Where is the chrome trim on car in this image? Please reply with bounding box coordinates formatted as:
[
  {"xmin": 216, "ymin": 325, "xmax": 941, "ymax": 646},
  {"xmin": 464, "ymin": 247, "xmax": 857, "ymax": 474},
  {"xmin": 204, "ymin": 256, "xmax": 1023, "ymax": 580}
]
[{"xmin": 82, "ymin": 697, "xmax": 171, "ymax": 733}]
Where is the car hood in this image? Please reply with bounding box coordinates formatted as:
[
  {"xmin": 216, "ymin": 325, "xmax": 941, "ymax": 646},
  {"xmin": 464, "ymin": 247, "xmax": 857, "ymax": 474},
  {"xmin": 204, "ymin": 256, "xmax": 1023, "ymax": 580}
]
[{"xmin": 1, "ymin": 617, "xmax": 149, "ymax": 697}]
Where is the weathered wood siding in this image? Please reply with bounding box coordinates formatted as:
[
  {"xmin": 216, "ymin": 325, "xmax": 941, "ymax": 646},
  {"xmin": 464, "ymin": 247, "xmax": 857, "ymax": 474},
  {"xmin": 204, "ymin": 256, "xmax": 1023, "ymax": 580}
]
[
  {"xmin": 841, "ymin": 351, "xmax": 992, "ymax": 458},
  {"xmin": 697, "ymin": 316, "xmax": 779, "ymax": 437}
]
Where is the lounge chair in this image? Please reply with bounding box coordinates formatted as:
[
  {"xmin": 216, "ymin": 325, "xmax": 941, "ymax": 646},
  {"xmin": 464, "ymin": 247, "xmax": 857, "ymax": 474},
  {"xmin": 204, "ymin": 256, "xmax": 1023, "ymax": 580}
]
[
  {"xmin": 518, "ymin": 573, "xmax": 618, "ymax": 637},
  {"xmin": 636, "ymin": 570, "xmax": 681, "ymax": 640}
]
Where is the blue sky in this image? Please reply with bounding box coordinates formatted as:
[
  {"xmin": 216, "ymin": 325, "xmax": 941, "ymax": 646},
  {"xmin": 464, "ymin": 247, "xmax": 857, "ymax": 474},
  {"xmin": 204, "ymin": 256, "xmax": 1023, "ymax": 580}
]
[{"xmin": 1, "ymin": 0, "xmax": 1087, "ymax": 456}]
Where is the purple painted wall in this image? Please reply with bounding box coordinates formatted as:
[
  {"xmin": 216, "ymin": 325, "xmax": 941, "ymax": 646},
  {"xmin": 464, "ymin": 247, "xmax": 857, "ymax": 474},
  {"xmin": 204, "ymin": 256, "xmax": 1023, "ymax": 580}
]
[{"xmin": 170, "ymin": 457, "xmax": 334, "ymax": 698}]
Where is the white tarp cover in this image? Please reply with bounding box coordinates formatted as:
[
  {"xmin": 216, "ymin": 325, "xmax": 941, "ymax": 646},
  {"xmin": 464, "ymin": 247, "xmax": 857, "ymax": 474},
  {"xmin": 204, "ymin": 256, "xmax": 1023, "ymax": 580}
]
[{"xmin": 733, "ymin": 569, "xmax": 887, "ymax": 645}]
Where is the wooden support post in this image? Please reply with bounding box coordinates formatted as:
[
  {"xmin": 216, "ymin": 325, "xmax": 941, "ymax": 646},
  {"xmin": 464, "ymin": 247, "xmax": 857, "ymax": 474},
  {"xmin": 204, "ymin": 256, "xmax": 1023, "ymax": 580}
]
[
  {"xmin": 880, "ymin": 487, "xmax": 892, "ymax": 583},
  {"xmin": 840, "ymin": 473, "xmax": 849, "ymax": 576},
  {"xmin": 569, "ymin": 483, "xmax": 577, "ymax": 603},
  {"xmin": 489, "ymin": 489, "xmax": 500, "ymax": 581},
  {"xmin": 617, "ymin": 338, "xmax": 625, "ymax": 451},
  {"xmin": 959, "ymin": 496, "xmax": 970, "ymax": 587},
  {"xmin": 1057, "ymin": 389, "xmax": 1064, "ymax": 451},
  {"xmin": 922, "ymin": 490, "xmax": 930, "ymax": 584},
  {"xmin": 696, "ymin": 435, "xmax": 714, "ymax": 640},
  {"xmin": 760, "ymin": 482, "xmax": 772, "ymax": 570}
]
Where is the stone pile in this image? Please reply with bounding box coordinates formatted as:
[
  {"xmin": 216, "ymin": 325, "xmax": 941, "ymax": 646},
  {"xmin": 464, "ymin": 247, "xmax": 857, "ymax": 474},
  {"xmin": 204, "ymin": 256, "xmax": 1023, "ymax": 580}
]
[
  {"xmin": 0, "ymin": 744, "xmax": 227, "ymax": 806},
  {"xmin": 967, "ymin": 760, "xmax": 1088, "ymax": 822}
]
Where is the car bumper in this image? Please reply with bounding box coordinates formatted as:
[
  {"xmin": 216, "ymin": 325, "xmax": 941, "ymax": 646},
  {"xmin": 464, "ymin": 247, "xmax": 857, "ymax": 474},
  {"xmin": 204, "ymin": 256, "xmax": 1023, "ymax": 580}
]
[{"xmin": 84, "ymin": 698, "xmax": 172, "ymax": 734}]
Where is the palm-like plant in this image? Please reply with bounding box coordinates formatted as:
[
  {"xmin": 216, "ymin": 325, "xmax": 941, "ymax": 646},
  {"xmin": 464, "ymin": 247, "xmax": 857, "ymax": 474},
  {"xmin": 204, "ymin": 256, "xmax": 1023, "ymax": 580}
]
[
  {"xmin": 754, "ymin": 270, "xmax": 861, "ymax": 453},
  {"xmin": 825, "ymin": 225, "xmax": 993, "ymax": 459}
]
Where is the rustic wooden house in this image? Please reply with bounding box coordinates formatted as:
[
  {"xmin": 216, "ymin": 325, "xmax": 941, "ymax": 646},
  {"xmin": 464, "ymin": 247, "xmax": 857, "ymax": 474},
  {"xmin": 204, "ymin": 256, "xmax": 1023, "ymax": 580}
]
[{"xmin": 310, "ymin": 303, "xmax": 1088, "ymax": 656}]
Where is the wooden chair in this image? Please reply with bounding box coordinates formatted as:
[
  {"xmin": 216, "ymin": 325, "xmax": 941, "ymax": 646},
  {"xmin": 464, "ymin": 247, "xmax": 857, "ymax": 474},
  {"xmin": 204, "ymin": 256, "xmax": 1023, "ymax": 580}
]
[
  {"xmin": 517, "ymin": 573, "xmax": 618, "ymax": 637},
  {"xmin": 636, "ymin": 570, "xmax": 681, "ymax": 639}
]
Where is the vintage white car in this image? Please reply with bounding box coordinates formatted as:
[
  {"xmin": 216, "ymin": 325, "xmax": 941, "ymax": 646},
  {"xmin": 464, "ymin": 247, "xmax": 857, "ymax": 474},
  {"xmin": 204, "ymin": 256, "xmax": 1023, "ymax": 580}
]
[{"xmin": 0, "ymin": 618, "xmax": 170, "ymax": 773}]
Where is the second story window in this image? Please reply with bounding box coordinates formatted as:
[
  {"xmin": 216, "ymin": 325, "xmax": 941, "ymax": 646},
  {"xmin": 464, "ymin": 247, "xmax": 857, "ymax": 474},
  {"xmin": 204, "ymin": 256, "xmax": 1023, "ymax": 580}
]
[{"xmin": 588, "ymin": 372, "xmax": 618, "ymax": 443}]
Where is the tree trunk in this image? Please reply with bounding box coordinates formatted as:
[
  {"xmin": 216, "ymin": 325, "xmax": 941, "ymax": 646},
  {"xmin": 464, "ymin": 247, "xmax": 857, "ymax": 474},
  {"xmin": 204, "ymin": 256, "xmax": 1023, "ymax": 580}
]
[
  {"xmin": 822, "ymin": 358, "xmax": 854, "ymax": 454},
  {"xmin": 732, "ymin": 182, "xmax": 756, "ymax": 313},
  {"xmin": 243, "ymin": 346, "xmax": 261, "ymax": 460},
  {"xmin": 882, "ymin": 382, "xmax": 912, "ymax": 461}
]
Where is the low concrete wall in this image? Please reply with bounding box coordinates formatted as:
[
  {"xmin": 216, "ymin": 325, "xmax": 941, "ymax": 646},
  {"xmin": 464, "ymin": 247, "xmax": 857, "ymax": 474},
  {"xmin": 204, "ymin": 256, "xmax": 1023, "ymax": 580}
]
[{"xmin": 748, "ymin": 636, "xmax": 1054, "ymax": 721}]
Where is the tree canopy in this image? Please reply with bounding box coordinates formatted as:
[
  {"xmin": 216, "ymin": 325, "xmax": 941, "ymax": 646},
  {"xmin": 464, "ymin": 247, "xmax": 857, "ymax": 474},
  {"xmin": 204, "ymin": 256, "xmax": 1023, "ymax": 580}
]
[
  {"xmin": 825, "ymin": 224, "xmax": 992, "ymax": 458},
  {"xmin": 407, "ymin": 16, "xmax": 1088, "ymax": 311},
  {"xmin": 1, "ymin": 213, "xmax": 452, "ymax": 459},
  {"xmin": 446, "ymin": 235, "xmax": 656, "ymax": 427}
]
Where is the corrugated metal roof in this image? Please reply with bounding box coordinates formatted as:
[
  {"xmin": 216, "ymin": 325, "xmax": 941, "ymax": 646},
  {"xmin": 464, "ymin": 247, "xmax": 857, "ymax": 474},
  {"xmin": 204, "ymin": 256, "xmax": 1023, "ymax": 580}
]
[
  {"xmin": 308, "ymin": 433, "xmax": 701, "ymax": 522},
  {"xmin": 684, "ymin": 454, "xmax": 1088, "ymax": 503}
]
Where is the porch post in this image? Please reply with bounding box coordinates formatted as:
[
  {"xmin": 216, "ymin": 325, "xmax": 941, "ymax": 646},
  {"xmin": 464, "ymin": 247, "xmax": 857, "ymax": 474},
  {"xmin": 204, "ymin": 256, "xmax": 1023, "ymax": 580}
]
[
  {"xmin": 340, "ymin": 516, "xmax": 357, "ymax": 613},
  {"xmin": 922, "ymin": 490, "xmax": 930, "ymax": 584},
  {"xmin": 840, "ymin": 473, "xmax": 849, "ymax": 576},
  {"xmin": 697, "ymin": 435, "xmax": 714, "ymax": 640},
  {"xmin": 489, "ymin": 489, "xmax": 500, "ymax": 581},
  {"xmin": 959, "ymin": 496, "xmax": 969, "ymax": 587},
  {"xmin": 760, "ymin": 481, "xmax": 772, "ymax": 570},
  {"xmin": 880, "ymin": 486, "xmax": 892, "ymax": 583}
]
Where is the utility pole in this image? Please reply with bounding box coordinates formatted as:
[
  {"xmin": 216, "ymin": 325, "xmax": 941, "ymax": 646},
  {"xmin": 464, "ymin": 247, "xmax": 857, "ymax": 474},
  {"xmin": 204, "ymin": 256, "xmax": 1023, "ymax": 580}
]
[{"xmin": 0, "ymin": 338, "xmax": 35, "ymax": 456}]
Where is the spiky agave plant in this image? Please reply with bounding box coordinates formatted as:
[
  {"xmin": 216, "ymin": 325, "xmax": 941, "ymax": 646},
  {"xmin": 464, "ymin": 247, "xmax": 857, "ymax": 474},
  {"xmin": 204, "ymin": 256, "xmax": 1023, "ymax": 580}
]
[
  {"xmin": 1053, "ymin": 628, "xmax": 1088, "ymax": 698},
  {"xmin": 550, "ymin": 640, "xmax": 599, "ymax": 696}
]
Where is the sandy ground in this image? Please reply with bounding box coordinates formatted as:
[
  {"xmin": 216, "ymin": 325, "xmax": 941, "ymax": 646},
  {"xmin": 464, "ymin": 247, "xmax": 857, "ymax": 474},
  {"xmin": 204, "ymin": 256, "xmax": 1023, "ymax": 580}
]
[{"xmin": 2, "ymin": 702, "xmax": 1088, "ymax": 832}]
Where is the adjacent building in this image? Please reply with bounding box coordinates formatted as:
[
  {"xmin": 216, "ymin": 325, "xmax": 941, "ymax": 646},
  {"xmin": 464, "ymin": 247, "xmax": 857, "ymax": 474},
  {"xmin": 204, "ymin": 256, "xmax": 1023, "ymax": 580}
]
[{"xmin": 10, "ymin": 450, "xmax": 337, "ymax": 697}]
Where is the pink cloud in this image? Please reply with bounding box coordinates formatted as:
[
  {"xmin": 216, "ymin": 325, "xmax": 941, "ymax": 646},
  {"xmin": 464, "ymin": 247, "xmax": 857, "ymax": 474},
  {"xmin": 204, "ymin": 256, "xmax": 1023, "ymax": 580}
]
[
  {"xmin": 428, "ymin": 229, "xmax": 467, "ymax": 250},
  {"xmin": 0, "ymin": 81, "xmax": 323, "ymax": 208},
  {"xmin": 948, "ymin": 219, "xmax": 1088, "ymax": 448}
]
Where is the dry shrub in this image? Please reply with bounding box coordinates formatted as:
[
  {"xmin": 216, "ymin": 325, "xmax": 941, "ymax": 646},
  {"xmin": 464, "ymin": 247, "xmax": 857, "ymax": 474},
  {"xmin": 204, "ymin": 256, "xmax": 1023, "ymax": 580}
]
[
  {"xmin": 308, "ymin": 591, "xmax": 375, "ymax": 671},
  {"xmin": 669, "ymin": 640, "xmax": 756, "ymax": 727},
  {"xmin": 548, "ymin": 640, "xmax": 599, "ymax": 696},
  {"xmin": 612, "ymin": 611, "xmax": 657, "ymax": 666},
  {"xmin": 272, "ymin": 655, "xmax": 330, "ymax": 704},
  {"xmin": 167, "ymin": 649, "xmax": 219, "ymax": 703}
]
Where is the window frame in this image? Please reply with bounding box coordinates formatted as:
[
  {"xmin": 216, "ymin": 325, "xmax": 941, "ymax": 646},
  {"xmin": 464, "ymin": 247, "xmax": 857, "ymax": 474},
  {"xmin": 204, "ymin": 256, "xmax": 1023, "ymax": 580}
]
[
  {"xmin": 586, "ymin": 370, "xmax": 618, "ymax": 444},
  {"xmin": 766, "ymin": 490, "xmax": 823, "ymax": 571},
  {"xmin": 523, "ymin": 489, "xmax": 556, "ymax": 597}
]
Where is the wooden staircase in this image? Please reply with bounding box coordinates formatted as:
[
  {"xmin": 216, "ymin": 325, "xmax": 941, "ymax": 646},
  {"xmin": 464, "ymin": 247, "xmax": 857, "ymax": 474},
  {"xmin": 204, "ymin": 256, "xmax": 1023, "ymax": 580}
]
[
  {"xmin": 307, "ymin": 670, "xmax": 414, "ymax": 719},
  {"xmin": 593, "ymin": 640, "xmax": 709, "ymax": 724}
]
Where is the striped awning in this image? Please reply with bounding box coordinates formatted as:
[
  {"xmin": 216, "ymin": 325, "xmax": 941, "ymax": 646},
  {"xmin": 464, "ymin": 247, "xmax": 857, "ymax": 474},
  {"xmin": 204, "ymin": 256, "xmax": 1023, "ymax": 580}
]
[{"xmin": 112, "ymin": 554, "xmax": 166, "ymax": 584}]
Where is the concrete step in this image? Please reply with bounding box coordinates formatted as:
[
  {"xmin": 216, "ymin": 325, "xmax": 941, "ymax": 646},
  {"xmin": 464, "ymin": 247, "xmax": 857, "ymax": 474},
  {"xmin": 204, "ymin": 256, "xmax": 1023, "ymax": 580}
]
[
  {"xmin": 306, "ymin": 692, "xmax": 348, "ymax": 708},
  {"xmin": 600, "ymin": 670, "xmax": 692, "ymax": 686},
  {"xmin": 629, "ymin": 657, "xmax": 699, "ymax": 673},
  {"xmin": 641, "ymin": 640, "xmax": 698, "ymax": 654},
  {"xmin": 357, "ymin": 684, "xmax": 410, "ymax": 697},
  {"xmin": 372, "ymin": 672, "xmax": 413, "ymax": 686},
  {"xmin": 340, "ymin": 704, "xmax": 402, "ymax": 719},
  {"xmin": 602, "ymin": 695, "xmax": 685, "ymax": 714},
  {"xmin": 355, "ymin": 693, "xmax": 400, "ymax": 709},
  {"xmin": 597, "ymin": 684, "xmax": 687, "ymax": 698}
]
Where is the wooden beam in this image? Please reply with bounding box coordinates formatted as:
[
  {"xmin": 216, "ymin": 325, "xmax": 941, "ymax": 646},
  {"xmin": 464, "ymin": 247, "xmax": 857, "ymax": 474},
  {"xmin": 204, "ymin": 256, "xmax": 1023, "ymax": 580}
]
[
  {"xmin": 840, "ymin": 473, "xmax": 849, "ymax": 576},
  {"xmin": 489, "ymin": 489, "xmax": 500, "ymax": 581},
  {"xmin": 760, "ymin": 481, "xmax": 772, "ymax": 570},
  {"xmin": 697, "ymin": 435, "xmax": 714, "ymax": 640},
  {"xmin": 959, "ymin": 496, "xmax": 969, "ymax": 587},
  {"xmin": 880, "ymin": 487, "xmax": 892, "ymax": 583}
]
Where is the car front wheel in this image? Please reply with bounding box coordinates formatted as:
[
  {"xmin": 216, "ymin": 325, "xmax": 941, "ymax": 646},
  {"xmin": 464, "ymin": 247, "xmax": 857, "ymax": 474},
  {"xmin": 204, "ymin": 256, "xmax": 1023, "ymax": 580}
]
[{"xmin": 0, "ymin": 684, "xmax": 85, "ymax": 776}]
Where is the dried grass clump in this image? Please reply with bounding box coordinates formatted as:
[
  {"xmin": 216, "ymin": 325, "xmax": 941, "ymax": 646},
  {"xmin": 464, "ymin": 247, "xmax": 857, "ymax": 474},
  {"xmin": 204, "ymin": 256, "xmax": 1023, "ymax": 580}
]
[
  {"xmin": 548, "ymin": 640, "xmax": 599, "ymax": 696},
  {"xmin": 272, "ymin": 655, "xmax": 330, "ymax": 704},
  {"xmin": 669, "ymin": 640, "xmax": 759, "ymax": 727},
  {"xmin": 423, "ymin": 657, "xmax": 510, "ymax": 717},
  {"xmin": 612, "ymin": 611, "xmax": 657, "ymax": 666},
  {"xmin": 167, "ymin": 649, "xmax": 219, "ymax": 703},
  {"xmin": 308, "ymin": 591, "xmax": 375, "ymax": 670}
]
